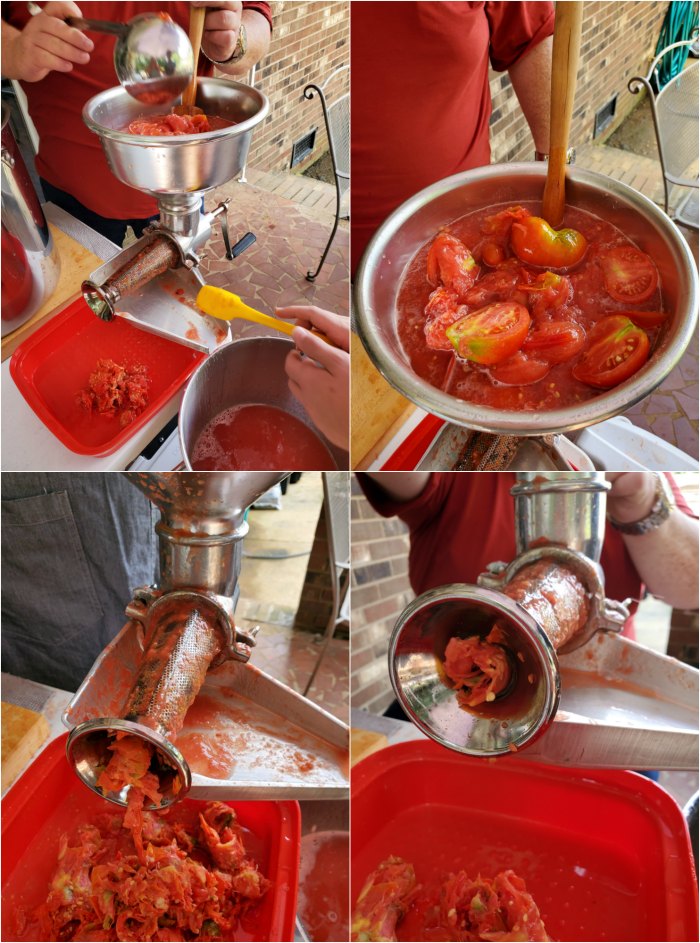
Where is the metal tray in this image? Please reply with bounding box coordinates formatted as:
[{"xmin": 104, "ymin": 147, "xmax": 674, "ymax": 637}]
[
  {"xmin": 64, "ymin": 620, "xmax": 349, "ymax": 799},
  {"xmin": 525, "ymin": 631, "xmax": 699, "ymax": 769}
]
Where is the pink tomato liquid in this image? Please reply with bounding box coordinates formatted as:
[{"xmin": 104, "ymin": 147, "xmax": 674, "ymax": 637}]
[{"xmin": 190, "ymin": 403, "xmax": 335, "ymax": 470}]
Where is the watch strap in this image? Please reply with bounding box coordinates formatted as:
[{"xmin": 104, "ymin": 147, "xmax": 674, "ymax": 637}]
[{"xmin": 203, "ymin": 22, "xmax": 247, "ymax": 65}]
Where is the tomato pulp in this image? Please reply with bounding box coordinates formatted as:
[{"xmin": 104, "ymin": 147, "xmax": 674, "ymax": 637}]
[
  {"xmin": 396, "ymin": 201, "xmax": 666, "ymax": 411},
  {"xmin": 190, "ymin": 403, "xmax": 335, "ymax": 471}
]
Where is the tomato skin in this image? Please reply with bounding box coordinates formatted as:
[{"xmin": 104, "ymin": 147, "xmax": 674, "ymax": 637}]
[
  {"xmin": 489, "ymin": 351, "xmax": 550, "ymax": 385},
  {"xmin": 446, "ymin": 302, "xmax": 531, "ymax": 365},
  {"xmin": 572, "ymin": 315, "xmax": 650, "ymax": 389},
  {"xmin": 482, "ymin": 205, "xmax": 532, "ymax": 238},
  {"xmin": 511, "ymin": 217, "xmax": 587, "ymax": 269},
  {"xmin": 599, "ymin": 246, "xmax": 658, "ymax": 304},
  {"xmin": 481, "ymin": 240, "xmax": 506, "ymax": 267},
  {"xmin": 518, "ymin": 271, "xmax": 573, "ymax": 317},
  {"xmin": 523, "ymin": 321, "xmax": 585, "ymax": 363},
  {"xmin": 617, "ymin": 309, "xmax": 669, "ymax": 329},
  {"xmin": 423, "ymin": 287, "xmax": 465, "ymax": 350},
  {"xmin": 426, "ymin": 232, "xmax": 479, "ymax": 298}
]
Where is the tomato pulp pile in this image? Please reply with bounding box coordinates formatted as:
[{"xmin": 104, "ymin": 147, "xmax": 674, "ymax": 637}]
[
  {"xmin": 16, "ymin": 800, "xmax": 269, "ymax": 942},
  {"xmin": 126, "ymin": 112, "xmax": 234, "ymax": 135},
  {"xmin": 351, "ymin": 856, "xmax": 549, "ymax": 942},
  {"xmin": 77, "ymin": 358, "xmax": 150, "ymax": 427},
  {"xmin": 397, "ymin": 201, "xmax": 666, "ymax": 411}
]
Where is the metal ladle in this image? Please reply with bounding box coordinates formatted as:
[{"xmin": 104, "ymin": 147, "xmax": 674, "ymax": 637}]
[{"xmin": 66, "ymin": 13, "xmax": 194, "ymax": 105}]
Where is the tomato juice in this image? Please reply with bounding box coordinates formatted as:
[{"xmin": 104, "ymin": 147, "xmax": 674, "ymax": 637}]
[
  {"xmin": 396, "ymin": 201, "xmax": 665, "ymax": 411},
  {"xmin": 190, "ymin": 403, "xmax": 336, "ymax": 471}
]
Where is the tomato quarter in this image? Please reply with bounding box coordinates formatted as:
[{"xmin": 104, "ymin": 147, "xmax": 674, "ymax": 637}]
[
  {"xmin": 446, "ymin": 303, "xmax": 531, "ymax": 365},
  {"xmin": 489, "ymin": 351, "xmax": 551, "ymax": 385},
  {"xmin": 511, "ymin": 216, "xmax": 587, "ymax": 269},
  {"xmin": 572, "ymin": 315, "xmax": 650, "ymax": 389},
  {"xmin": 599, "ymin": 246, "xmax": 658, "ymax": 304},
  {"xmin": 614, "ymin": 309, "xmax": 669, "ymax": 329},
  {"xmin": 522, "ymin": 321, "xmax": 585, "ymax": 363}
]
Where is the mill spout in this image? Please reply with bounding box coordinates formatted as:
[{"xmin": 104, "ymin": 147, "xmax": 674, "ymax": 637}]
[{"xmin": 67, "ymin": 471, "xmax": 287, "ymax": 807}]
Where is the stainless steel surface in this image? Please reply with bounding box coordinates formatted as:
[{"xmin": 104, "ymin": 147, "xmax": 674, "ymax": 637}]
[
  {"xmin": 355, "ymin": 162, "xmax": 698, "ymax": 436},
  {"xmin": 511, "ymin": 472, "xmax": 610, "ymax": 561},
  {"xmin": 83, "ymin": 241, "xmax": 230, "ymax": 352},
  {"xmin": 66, "ymin": 717, "xmax": 190, "ymax": 807},
  {"xmin": 64, "ymin": 621, "xmax": 350, "ymax": 799},
  {"xmin": 179, "ymin": 337, "xmax": 348, "ymax": 470},
  {"xmin": 1, "ymin": 103, "xmax": 60, "ymax": 336},
  {"xmin": 68, "ymin": 13, "xmax": 193, "ymax": 105},
  {"xmin": 527, "ymin": 631, "xmax": 699, "ymax": 769},
  {"xmin": 477, "ymin": 545, "xmax": 628, "ymax": 653},
  {"xmin": 82, "ymin": 79, "xmax": 269, "ymax": 196},
  {"xmin": 416, "ymin": 426, "xmax": 576, "ymax": 471},
  {"xmin": 388, "ymin": 585, "xmax": 560, "ymax": 756}
]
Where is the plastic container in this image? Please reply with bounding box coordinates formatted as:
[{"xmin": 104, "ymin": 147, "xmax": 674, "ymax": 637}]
[
  {"xmin": 9, "ymin": 296, "xmax": 204, "ymax": 455},
  {"xmin": 297, "ymin": 830, "xmax": 350, "ymax": 942},
  {"xmin": 2, "ymin": 734, "xmax": 300, "ymax": 942},
  {"xmin": 352, "ymin": 741, "xmax": 698, "ymax": 942}
]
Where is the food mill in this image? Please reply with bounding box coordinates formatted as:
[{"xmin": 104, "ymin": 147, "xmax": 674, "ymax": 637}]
[{"xmin": 389, "ymin": 472, "xmax": 698, "ymax": 769}]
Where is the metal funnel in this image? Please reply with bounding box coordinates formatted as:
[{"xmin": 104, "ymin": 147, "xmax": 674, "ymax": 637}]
[
  {"xmin": 67, "ymin": 471, "xmax": 287, "ymax": 808},
  {"xmin": 389, "ymin": 585, "xmax": 560, "ymax": 756},
  {"xmin": 82, "ymin": 78, "xmax": 269, "ymax": 197}
]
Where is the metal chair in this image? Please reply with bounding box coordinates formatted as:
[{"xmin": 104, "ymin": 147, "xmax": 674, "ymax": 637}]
[
  {"xmin": 303, "ymin": 65, "xmax": 349, "ymax": 281},
  {"xmin": 629, "ymin": 40, "xmax": 699, "ymax": 228},
  {"xmin": 303, "ymin": 472, "xmax": 350, "ymax": 697}
]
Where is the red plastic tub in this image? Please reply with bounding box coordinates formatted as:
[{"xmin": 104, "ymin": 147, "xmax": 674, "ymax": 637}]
[
  {"xmin": 9, "ymin": 297, "xmax": 204, "ymax": 455},
  {"xmin": 351, "ymin": 740, "xmax": 698, "ymax": 942},
  {"xmin": 2, "ymin": 734, "xmax": 300, "ymax": 942}
]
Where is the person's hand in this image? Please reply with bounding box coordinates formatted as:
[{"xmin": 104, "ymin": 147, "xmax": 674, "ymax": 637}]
[
  {"xmin": 4, "ymin": 2, "xmax": 93, "ymax": 82},
  {"xmin": 193, "ymin": 2, "xmax": 243, "ymax": 63},
  {"xmin": 276, "ymin": 306, "xmax": 350, "ymax": 452},
  {"xmin": 606, "ymin": 472, "xmax": 658, "ymax": 524}
]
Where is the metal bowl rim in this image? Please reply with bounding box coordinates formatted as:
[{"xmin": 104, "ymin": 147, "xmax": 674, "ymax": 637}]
[
  {"xmin": 82, "ymin": 78, "xmax": 270, "ymax": 144},
  {"xmin": 355, "ymin": 162, "xmax": 699, "ymax": 436}
]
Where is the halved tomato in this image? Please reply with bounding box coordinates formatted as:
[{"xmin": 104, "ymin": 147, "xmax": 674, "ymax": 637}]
[
  {"xmin": 572, "ymin": 315, "xmax": 650, "ymax": 389},
  {"xmin": 511, "ymin": 216, "xmax": 587, "ymax": 269},
  {"xmin": 489, "ymin": 351, "xmax": 550, "ymax": 385},
  {"xmin": 615, "ymin": 308, "xmax": 669, "ymax": 329},
  {"xmin": 426, "ymin": 231, "xmax": 479, "ymax": 298},
  {"xmin": 522, "ymin": 321, "xmax": 585, "ymax": 363},
  {"xmin": 446, "ymin": 303, "xmax": 531, "ymax": 365},
  {"xmin": 599, "ymin": 246, "xmax": 658, "ymax": 304}
]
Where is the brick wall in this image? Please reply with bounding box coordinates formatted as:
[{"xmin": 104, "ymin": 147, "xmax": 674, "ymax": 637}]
[
  {"xmin": 245, "ymin": 1, "xmax": 349, "ymax": 174},
  {"xmin": 489, "ymin": 1, "xmax": 669, "ymax": 162},
  {"xmin": 350, "ymin": 476, "xmax": 413, "ymax": 714}
]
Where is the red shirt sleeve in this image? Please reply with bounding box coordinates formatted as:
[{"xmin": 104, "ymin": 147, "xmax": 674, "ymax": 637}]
[
  {"xmin": 243, "ymin": 1, "xmax": 272, "ymax": 30},
  {"xmin": 357, "ymin": 473, "xmax": 452, "ymax": 531},
  {"xmin": 666, "ymin": 473, "xmax": 698, "ymax": 519},
  {"xmin": 485, "ymin": 0, "xmax": 554, "ymax": 72}
]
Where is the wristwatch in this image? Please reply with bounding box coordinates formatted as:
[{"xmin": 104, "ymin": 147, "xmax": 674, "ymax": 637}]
[
  {"xmin": 204, "ymin": 23, "xmax": 247, "ymax": 65},
  {"xmin": 535, "ymin": 148, "xmax": 576, "ymax": 163},
  {"xmin": 608, "ymin": 473, "xmax": 675, "ymax": 535}
]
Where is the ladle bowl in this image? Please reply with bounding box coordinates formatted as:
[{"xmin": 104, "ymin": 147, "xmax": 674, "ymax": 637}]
[
  {"xmin": 82, "ymin": 78, "xmax": 269, "ymax": 195},
  {"xmin": 355, "ymin": 162, "xmax": 698, "ymax": 437}
]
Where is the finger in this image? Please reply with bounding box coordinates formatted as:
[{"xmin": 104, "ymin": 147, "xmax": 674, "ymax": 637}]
[
  {"xmin": 285, "ymin": 348, "xmax": 313, "ymax": 385},
  {"xmin": 292, "ymin": 326, "xmax": 349, "ymax": 373},
  {"xmin": 44, "ymin": 1, "xmax": 85, "ymax": 19},
  {"xmin": 203, "ymin": 10, "xmax": 240, "ymax": 31},
  {"xmin": 33, "ymin": 48, "xmax": 76, "ymax": 72},
  {"xmin": 276, "ymin": 306, "xmax": 350, "ymax": 350},
  {"xmin": 37, "ymin": 31, "xmax": 92, "ymax": 63}
]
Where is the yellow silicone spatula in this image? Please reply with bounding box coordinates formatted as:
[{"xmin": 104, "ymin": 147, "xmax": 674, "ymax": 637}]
[{"xmin": 196, "ymin": 285, "xmax": 333, "ymax": 345}]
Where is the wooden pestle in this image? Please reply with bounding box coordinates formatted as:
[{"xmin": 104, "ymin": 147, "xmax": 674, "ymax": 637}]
[
  {"xmin": 180, "ymin": 6, "xmax": 206, "ymax": 113},
  {"xmin": 542, "ymin": 1, "xmax": 584, "ymax": 228}
]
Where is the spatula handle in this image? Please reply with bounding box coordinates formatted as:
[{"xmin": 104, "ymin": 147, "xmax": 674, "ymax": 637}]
[{"xmin": 542, "ymin": 2, "xmax": 583, "ymax": 227}]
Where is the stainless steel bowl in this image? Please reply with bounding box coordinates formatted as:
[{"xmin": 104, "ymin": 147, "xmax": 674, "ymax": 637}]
[
  {"xmin": 179, "ymin": 336, "xmax": 348, "ymax": 470},
  {"xmin": 389, "ymin": 585, "xmax": 560, "ymax": 756},
  {"xmin": 82, "ymin": 78, "xmax": 269, "ymax": 195},
  {"xmin": 355, "ymin": 163, "xmax": 698, "ymax": 436}
]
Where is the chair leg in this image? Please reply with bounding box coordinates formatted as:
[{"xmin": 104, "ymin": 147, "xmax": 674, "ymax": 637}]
[{"xmin": 306, "ymin": 180, "xmax": 342, "ymax": 282}]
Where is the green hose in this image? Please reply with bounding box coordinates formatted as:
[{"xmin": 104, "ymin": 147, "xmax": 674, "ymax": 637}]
[{"xmin": 653, "ymin": 1, "xmax": 699, "ymax": 90}]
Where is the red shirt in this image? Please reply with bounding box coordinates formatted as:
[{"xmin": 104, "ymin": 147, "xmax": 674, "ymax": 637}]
[
  {"xmin": 350, "ymin": 1, "xmax": 554, "ymax": 273},
  {"xmin": 4, "ymin": 2, "xmax": 272, "ymax": 220},
  {"xmin": 358, "ymin": 473, "xmax": 695, "ymax": 614}
]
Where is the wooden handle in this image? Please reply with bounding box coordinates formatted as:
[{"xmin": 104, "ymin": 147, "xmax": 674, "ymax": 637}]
[
  {"xmin": 181, "ymin": 6, "xmax": 206, "ymax": 110},
  {"xmin": 542, "ymin": 1, "xmax": 583, "ymax": 228}
]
